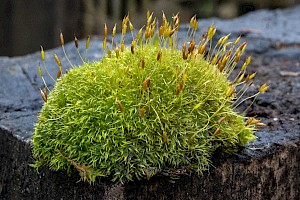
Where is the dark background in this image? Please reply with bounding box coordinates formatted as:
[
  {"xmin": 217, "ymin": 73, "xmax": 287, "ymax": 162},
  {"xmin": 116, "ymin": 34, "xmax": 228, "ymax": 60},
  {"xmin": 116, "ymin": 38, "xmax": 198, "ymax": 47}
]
[{"xmin": 1, "ymin": 0, "xmax": 299, "ymax": 57}]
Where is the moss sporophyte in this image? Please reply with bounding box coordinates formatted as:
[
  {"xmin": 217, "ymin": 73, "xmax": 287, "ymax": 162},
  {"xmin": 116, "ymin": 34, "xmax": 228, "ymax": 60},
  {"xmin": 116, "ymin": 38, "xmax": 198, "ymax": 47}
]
[{"xmin": 32, "ymin": 12, "xmax": 269, "ymax": 183}]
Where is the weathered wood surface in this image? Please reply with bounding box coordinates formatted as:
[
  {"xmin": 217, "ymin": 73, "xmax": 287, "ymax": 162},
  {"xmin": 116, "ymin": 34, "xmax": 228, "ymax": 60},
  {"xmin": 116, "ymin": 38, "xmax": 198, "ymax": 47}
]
[{"xmin": 0, "ymin": 6, "xmax": 300, "ymax": 199}]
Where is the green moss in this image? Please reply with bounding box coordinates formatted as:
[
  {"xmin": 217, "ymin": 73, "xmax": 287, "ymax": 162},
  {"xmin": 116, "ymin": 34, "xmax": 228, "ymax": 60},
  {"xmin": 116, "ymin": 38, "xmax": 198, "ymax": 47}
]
[{"xmin": 33, "ymin": 14, "xmax": 265, "ymax": 183}]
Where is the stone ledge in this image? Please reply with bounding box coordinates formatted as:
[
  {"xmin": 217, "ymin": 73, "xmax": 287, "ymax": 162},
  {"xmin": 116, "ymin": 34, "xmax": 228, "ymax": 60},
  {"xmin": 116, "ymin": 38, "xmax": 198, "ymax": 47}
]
[
  {"xmin": 1, "ymin": 6, "xmax": 300, "ymax": 200},
  {"xmin": 0, "ymin": 128, "xmax": 299, "ymax": 199}
]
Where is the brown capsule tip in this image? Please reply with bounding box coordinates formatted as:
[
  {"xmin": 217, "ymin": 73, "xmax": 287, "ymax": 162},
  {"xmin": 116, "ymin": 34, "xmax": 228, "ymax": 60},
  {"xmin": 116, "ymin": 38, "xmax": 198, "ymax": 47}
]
[
  {"xmin": 193, "ymin": 20, "xmax": 198, "ymax": 31},
  {"xmin": 245, "ymin": 72, "xmax": 256, "ymax": 84},
  {"xmin": 86, "ymin": 35, "xmax": 91, "ymax": 50},
  {"xmin": 120, "ymin": 40, "xmax": 124, "ymax": 52},
  {"xmin": 217, "ymin": 59, "xmax": 222, "ymax": 68},
  {"xmin": 74, "ymin": 34, "xmax": 78, "ymax": 49},
  {"xmin": 245, "ymin": 117, "xmax": 262, "ymax": 126},
  {"xmin": 112, "ymin": 24, "xmax": 117, "ymax": 37},
  {"xmin": 159, "ymin": 26, "xmax": 164, "ymax": 36},
  {"xmin": 190, "ymin": 15, "xmax": 196, "ymax": 27},
  {"xmin": 107, "ymin": 49, "xmax": 111, "ymax": 57},
  {"xmin": 60, "ymin": 32, "xmax": 64, "ymax": 46},
  {"xmin": 137, "ymin": 26, "xmax": 144, "ymax": 40},
  {"xmin": 221, "ymin": 55, "xmax": 229, "ymax": 66},
  {"xmin": 104, "ymin": 23, "xmax": 108, "ymax": 38},
  {"xmin": 173, "ymin": 13, "xmax": 180, "ymax": 27},
  {"xmin": 169, "ymin": 28, "xmax": 176, "ymax": 37},
  {"xmin": 129, "ymin": 21, "xmax": 134, "ymax": 31},
  {"xmin": 145, "ymin": 27, "xmax": 150, "ymax": 40},
  {"xmin": 147, "ymin": 10, "xmax": 151, "ymax": 19},
  {"xmin": 249, "ymin": 72, "xmax": 257, "ymax": 79},
  {"xmin": 147, "ymin": 12, "xmax": 153, "ymax": 26},
  {"xmin": 130, "ymin": 40, "xmax": 136, "ymax": 54},
  {"xmin": 182, "ymin": 51, "xmax": 187, "ymax": 60},
  {"xmin": 43, "ymin": 87, "xmax": 47, "ymax": 96},
  {"xmin": 143, "ymin": 77, "xmax": 150, "ymax": 90},
  {"xmin": 122, "ymin": 24, "xmax": 127, "ymax": 35},
  {"xmin": 157, "ymin": 51, "xmax": 162, "ymax": 61},
  {"xmin": 131, "ymin": 44, "xmax": 134, "ymax": 54},
  {"xmin": 212, "ymin": 55, "xmax": 218, "ymax": 65},
  {"xmin": 218, "ymin": 63, "xmax": 225, "ymax": 72},
  {"xmin": 238, "ymin": 42, "xmax": 248, "ymax": 54},
  {"xmin": 222, "ymin": 34, "xmax": 231, "ymax": 45},
  {"xmin": 207, "ymin": 24, "xmax": 216, "ymax": 39},
  {"xmin": 188, "ymin": 41, "xmax": 196, "ymax": 53},
  {"xmin": 226, "ymin": 48, "xmax": 233, "ymax": 57},
  {"xmin": 234, "ymin": 35, "xmax": 241, "ymax": 45},
  {"xmin": 54, "ymin": 53, "xmax": 62, "ymax": 66},
  {"xmin": 217, "ymin": 37, "xmax": 224, "ymax": 45},
  {"xmin": 162, "ymin": 12, "xmax": 167, "ymax": 24},
  {"xmin": 237, "ymin": 72, "xmax": 245, "ymax": 84},
  {"xmin": 40, "ymin": 88, "xmax": 47, "ymax": 103},
  {"xmin": 182, "ymin": 42, "xmax": 187, "ymax": 52},
  {"xmin": 117, "ymin": 100, "xmax": 124, "ymax": 113},
  {"xmin": 235, "ymin": 52, "xmax": 241, "ymax": 63},
  {"xmin": 115, "ymin": 47, "xmax": 120, "ymax": 58},
  {"xmin": 102, "ymin": 38, "xmax": 107, "ymax": 50},
  {"xmin": 259, "ymin": 83, "xmax": 269, "ymax": 93},
  {"xmin": 229, "ymin": 89, "xmax": 235, "ymax": 97},
  {"xmin": 201, "ymin": 32, "xmax": 207, "ymax": 41},
  {"xmin": 57, "ymin": 66, "xmax": 62, "ymax": 79},
  {"xmin": 125, "ymin": 15, "xmax": 129, "ymax": 24},
  {"xmin": 226, "ymin": 87, "xmax": 235, "ymax": 97},
  {"xmin": 176, "ymin": 81, "xmax": 183, "ymax": 96},
  {"xmin": 216, "ymin": 117, "xmax": 226, "ymax": 125},
  {"xmin": 239, "ymin": 42, "xmax": 247, "ymax": 49},
  {"xmin": 182, "ymin": 42, "xmax": 187, "ymax": 59},
  {"xmin": 40, "ymin": 46, "xmax": 45, "ymax": 61},
  {"xmin": 141, "ymin": 57, "xmax": 145, "ymax": 69},
  {"xmin": 163, "ymin": 131, "xmax": 167, "ymax": 143},
  {"xmin": 198, "ymin": 45, "xmax": 206, "ymax": 55},
  {"xmin": 213, "ymin": 128, "xmax": 221, "ymax": 137},
  {"xmin": 245, "ymin": 56, "xmax": 252, "ymax": 65},
  {"xmin": 245, "ymin": 75, "xmax": 250, "ymax": 84},
  {"xmin": 143, "ymin": 77, "xmax": 151, "ymax": 90}
]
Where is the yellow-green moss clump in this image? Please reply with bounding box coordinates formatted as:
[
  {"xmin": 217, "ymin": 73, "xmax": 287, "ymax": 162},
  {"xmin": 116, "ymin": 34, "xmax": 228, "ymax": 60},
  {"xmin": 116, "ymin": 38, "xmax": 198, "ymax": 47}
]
[{"xmin": 32, "ymin": 13, "xmax": 268, "ymax": 183}]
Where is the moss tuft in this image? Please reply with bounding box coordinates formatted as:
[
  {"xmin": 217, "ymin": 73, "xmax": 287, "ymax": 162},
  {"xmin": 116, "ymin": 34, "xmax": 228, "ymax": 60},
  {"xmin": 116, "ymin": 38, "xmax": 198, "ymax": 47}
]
[{"xmin": 33, "ymin": 13, "xmax": 266, "ymax": 183}]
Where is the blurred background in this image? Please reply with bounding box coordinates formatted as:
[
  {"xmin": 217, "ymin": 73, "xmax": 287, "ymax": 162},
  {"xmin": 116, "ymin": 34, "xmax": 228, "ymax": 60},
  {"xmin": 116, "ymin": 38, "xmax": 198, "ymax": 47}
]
[{"xmin": 1, "ymin": 0, "xmax": 299, "ymax": 57}]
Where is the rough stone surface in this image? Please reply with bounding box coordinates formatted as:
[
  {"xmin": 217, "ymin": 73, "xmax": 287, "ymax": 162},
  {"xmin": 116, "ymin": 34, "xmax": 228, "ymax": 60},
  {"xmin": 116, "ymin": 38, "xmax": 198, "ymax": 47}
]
[{"xmin": 0, "ymin": 6, "xmax": 300, "ymax": 199}]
